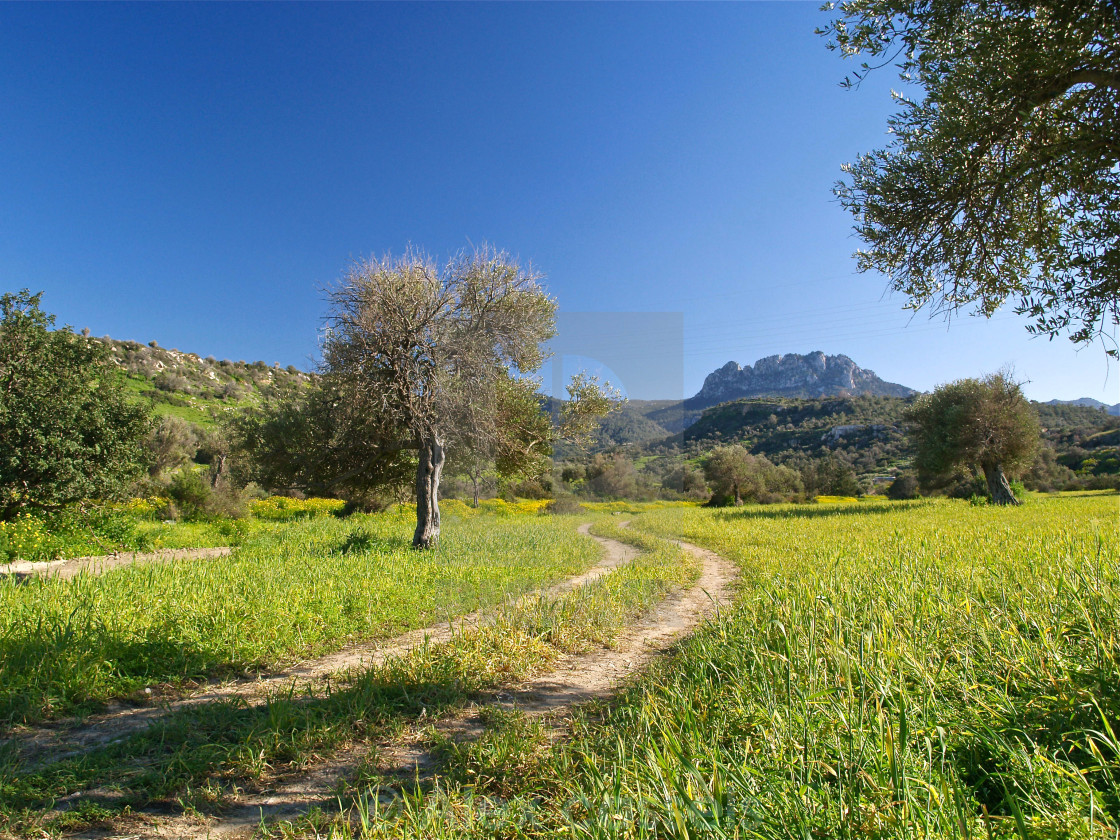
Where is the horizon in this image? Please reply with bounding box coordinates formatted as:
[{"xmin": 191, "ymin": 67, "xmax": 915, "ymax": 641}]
[{"xmin": 2, "ymin": 3, "xmax": 1115, "ymax": 404}]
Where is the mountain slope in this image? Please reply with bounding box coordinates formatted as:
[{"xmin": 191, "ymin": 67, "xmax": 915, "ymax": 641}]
[
  {"xmin": 1045, "ymin": 398, "xmax": 1120, "ymax": 416},
  {"xmin": 101, "ymin": 338, "xmax": 311, "ymax": 427}
]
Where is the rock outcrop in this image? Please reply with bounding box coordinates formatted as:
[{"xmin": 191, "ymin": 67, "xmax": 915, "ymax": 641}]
[{"xmin": 688, "ymin": 352, "xmax": 914, "ymax": 408}]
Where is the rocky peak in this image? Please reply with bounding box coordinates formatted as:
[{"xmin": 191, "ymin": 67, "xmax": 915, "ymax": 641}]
[{"xmin": 689, "ymin": 351, "xmax": 914, "ymax": 408}]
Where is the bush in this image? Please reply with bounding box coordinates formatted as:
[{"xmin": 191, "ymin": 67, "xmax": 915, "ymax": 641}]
[
  {"xmin": 509, "ymin": 477, "xmax": 551, "ymax": 499},
  {"xmin": 165, "ymin": 471, "xmax": 213, "ymax": 520},
  {"xmin": 1084, "ymin": 473, "xmax": 1120, "ymax": 491},
  {"xmin": 886, "ymin": 473, "xmax": 920, "ymax": 500},
  {"xmin": 542, "ymin": 496, "xmax": 585, "ymax": 515},
  {"xmin": 206, "ymin": 482, "xmax": 249, "ymax": 519},
  {"xmin": 944, "ymin": 471, "xmax": 988, "ymax": 500}
]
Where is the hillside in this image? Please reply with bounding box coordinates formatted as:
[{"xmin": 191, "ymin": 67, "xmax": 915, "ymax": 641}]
[
  {"xmin": 100, "ymin": 337, "xmax": 311, "ymax": 427},
  {"xmin": 669, "ymin": 394, "xmax": 917, "ymax": 478},
  {"xmin": 1046, "ymin": 397, "xmax": 1120, "ymax": 416},
  {"xmin": 633, "ymin": 394, "xmax": 1120, "ymax": 484}
]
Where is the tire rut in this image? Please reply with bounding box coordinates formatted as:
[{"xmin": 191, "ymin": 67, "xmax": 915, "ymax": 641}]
[
  {"xmin": 0, "ymin": 546, "xmax": 234, "ymax": 582},
  {"xmin": 4, "ymin": 524, "xmax": 634, "ymax": 768},
  {"xmin": 134, "ymin": 530, "xmax": 736, "ymax": 840}
]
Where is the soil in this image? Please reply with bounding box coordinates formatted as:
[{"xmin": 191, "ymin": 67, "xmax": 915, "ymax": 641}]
[
  {"xmin": 14, "ymin": 526, "xmax": 737, "ymax": 840},
  {"xmin": 0, "ymin": 547, "xmax": 233, "ymax": 582}
]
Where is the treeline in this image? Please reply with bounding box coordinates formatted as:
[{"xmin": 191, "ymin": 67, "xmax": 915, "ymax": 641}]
[
  {"xmin": 545, "ymin": 394, "xmax": 1119, "ymax": 506},
  {"xmin": 5, "ymin": 289, "xmax": 1116, "ymax": 534}
]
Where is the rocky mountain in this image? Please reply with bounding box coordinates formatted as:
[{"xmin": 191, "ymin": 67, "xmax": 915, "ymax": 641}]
[
  {"xmin": 687, "ymin": 352, "xmax": 914, "ymax": 409},
  {"xmin": 1045, "ymin": 398, "xmax": 1120, "ymax": 416}
]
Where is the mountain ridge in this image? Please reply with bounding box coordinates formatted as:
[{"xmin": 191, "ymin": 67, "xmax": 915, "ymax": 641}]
[
  {"xmin": 686, "ymin": 351, "xmax": 915, "ymax": 409},
  {"xmin": 1045, "ymin": 397, "xmax": 1120, "ymax": 416}
]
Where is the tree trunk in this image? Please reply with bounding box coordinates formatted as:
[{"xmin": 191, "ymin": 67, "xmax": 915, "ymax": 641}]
[
  {"xmin": 209, "ymin": 453, "xmax": 227, "ymax": 488},
  {"xmin": 733, "ymin": 482, "xmax": 743, "ymax": 506},
  {"xmin": 982, "ymin": 461, "xmax": 1020, "ymax": 506},
  {"xmin": 471, "ymin": 473, "xmax": 480, "ymax": 508},
  {"xmin": 413, "ymin": 435, "xmax": 445, "ymax": 548}
]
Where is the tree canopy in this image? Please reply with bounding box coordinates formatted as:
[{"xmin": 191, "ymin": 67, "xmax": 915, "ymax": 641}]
[
  {"xmin": 241, "ymin": 248, "xmax": 619, "ymax": 547},
  {"xmin": 0, "ymin": 291, "xmax": 150, "ymax": 518},
  {"xmin": 822, "ymin": 0, "xmax": 1120, "ymax": 354},
  {"xmin": 907, "ymin": 371, "xmax": 1040, "ymax": 504},
  {"xmin": 703, "ymin": 444, "xmax": 801, "ymax": 506}
]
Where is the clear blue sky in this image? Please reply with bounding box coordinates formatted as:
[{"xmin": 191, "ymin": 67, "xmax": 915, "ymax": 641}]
[{"xmin": 2, "ymin": 2, "xmax": 1115, "ymax": 403}]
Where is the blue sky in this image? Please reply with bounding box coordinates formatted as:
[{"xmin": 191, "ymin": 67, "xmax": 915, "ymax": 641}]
[{"xmin": 1, "ymin": 2, "xmax": 1115, "ymax": 403}]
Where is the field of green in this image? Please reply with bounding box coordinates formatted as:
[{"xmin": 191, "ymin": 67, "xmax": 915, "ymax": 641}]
[
  {"xmin": 0, "ymin": 511, "xmax": 599, "ymax": 725},
  {"xmin": 273, "ymin": 493, "xmax": 1116, "ymax": 840},
  {"xmin": 1, "ymin": 493, "xmax": 1116, "ymax": 839},
  {"xmin": 0, "ymin": 511, "xmax": 699, "ymax": 837}
]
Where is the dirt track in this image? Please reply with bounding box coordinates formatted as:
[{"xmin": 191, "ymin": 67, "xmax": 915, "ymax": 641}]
[
  {"xmin": 5, "ymin": 524, "xmax": 635, "ymax": 768},
  {"xmin": 146, "ymin": 532, "xmax": 736, "ymax": 840},
  {"xmin": 12, "ymin": 525, "xmax": 737, "ymax": 840},
  {"xmin": 0, "ymin": 546, "xmax": 233, "ymax": 582}
]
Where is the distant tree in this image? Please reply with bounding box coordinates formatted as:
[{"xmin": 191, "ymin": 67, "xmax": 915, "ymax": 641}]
[
  {"xmin": 317, "ymin": 248, "xmax": 617, "ymax": 546},
  {"xmin": 886, "ymin": 473, "xmax": 921, "ymax": 500},
  {"xmin": 662, "ymin": 463, "xmax": 709, "ymax": 500},
  {"xmin": 144, "ymin": 416, "xmax": 198, "ymax": 479},
  {"xmin": 704, "ymin": 445, "xmax": 752, "ymax": 506},
  {"xmin": 908, "ymin": 371, "xmax": 1040, "ymax": 505},
  {"xmin": 703, "ymin": 445, "xmax": 800, "ymax": 505},
  {"xmin": 585, "ymin": 453, "xmax": 646, "ymax": 500},
  {"xmin": 822, "ymin": 0, "xmax": 1119, "ymax": 354},
  {"xmin": 0, "ymin": 291, "xmax": 150, "ymax": 518},
  {"xmin": 800, "ymin": 454, "xmax": 862, "ymax": 498}
]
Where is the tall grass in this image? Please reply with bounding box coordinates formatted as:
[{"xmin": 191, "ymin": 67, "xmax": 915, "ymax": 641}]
[
  {"xmin": 0, "ymin": 517, "xmax": 698, "ymax": 836},
  {"xmin": 319, "ymin": 494, "xmax": 1118, "ymax": 839},
  {"xmin": 0, "ymin": 514, "xmax": 598, "ymax": 726}
]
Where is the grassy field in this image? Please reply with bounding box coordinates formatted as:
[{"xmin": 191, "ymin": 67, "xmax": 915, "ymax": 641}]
[
  {"xmin": 288, "ymin": 493, "xmax": 1119, "ymax": 840},
  {"xmin": 0, "ymin": 515, "xmax": 699, "ymax": 836},
  {"xmin": 2, "ymin": 494, "xmax": 1116, "ymax": 839},
  {"xmin": 0, "ymin": 512, "xmax": 599, "ymax": 726}
]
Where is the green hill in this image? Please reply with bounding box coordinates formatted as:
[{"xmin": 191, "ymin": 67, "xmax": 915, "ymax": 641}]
[{"xmin": 101, "ymin": 338, "xmax": 311, "ymax": 428}]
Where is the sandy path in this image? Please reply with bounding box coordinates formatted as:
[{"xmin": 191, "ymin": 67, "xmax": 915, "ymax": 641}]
[
  {"xmin": 5, "ymin": 524, "xmax": 635, "ymax": 768},
  {"xmin": 0, "ymin": 546, "xmax": 233, "ymax": 581},
  {"xmin": 138, "ymin": 533, "xmax": 737, "ymax": 840}
]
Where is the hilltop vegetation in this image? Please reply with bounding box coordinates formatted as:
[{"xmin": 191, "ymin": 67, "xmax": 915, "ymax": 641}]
[
  {"xmin": 552, "ymin": 393, "xmax": 1119, "ymax": 503},
  {"xmin": 101, "ymin": 337, "xmax": 311, "ymax": 428}
]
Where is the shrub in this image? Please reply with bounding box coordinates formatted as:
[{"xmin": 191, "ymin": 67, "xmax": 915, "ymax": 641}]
[
  {"xmin": 886, "ymin": 473, "xmax": 920, "ymax": 500},
  {"xmin": 542, "ymin": 496, "xmax": 585, "ymax": 515},
  {"xmin": 166, "ymin": 471, "xmax": 213, "ymax": 520}
]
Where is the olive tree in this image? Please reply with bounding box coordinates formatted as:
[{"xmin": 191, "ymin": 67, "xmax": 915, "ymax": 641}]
[
  {"xmin": 703, "ymin": 444, "xmax": 801, "ymax": 506},
  {"xmin": 907, "ymin": 371, "xmax": 1040, "ymax": 505},
  {"xmin": 323, "ymin": 248, "xmax": 616, "ymax": 548},
  {"xmin": 225, "ymin": 379, "xmax": 414, "ymax": 507},
  {"xmin": 0, "ymin": 290, "xmax": 150, "ymax": 518},
  {"xmin": 822, "ymin": 0, "xmax": 1119, "ymax": 354}
]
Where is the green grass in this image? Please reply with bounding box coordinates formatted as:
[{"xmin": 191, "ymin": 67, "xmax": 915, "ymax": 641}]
[
  {"xmin": 0, "ymin": 514, "xmax": 599, "ymax": 726},
  {"xmin": 119, "ymin": 372, "xmax": 255, "ymax": 427},
  {"xmin": 301, "ymin": 494, "xmax": 1119, "ymax": 840},
  {"xmin": 0, "ymin": 515, "xmax": 699, "ymax": 837},
  {"xmin": 132, "ymin": 516, "xmax": 260, "ymax": 548}
]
